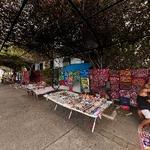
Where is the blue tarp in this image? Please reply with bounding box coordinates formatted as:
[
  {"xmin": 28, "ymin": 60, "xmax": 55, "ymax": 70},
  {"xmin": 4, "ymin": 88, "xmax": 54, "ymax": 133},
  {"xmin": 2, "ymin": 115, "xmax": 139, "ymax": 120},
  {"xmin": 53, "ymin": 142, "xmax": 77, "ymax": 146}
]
[{"xmin": 63, "ymin": 63, "xmax": 91, "ymax": 72}]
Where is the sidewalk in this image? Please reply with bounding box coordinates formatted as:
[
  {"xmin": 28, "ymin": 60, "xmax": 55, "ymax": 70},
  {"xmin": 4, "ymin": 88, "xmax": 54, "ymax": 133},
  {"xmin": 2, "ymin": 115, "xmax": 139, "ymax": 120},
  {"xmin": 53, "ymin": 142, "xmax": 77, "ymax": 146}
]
[{"xmin": 0, "ymin": 85, "xmax": 140, "ymax": 150}]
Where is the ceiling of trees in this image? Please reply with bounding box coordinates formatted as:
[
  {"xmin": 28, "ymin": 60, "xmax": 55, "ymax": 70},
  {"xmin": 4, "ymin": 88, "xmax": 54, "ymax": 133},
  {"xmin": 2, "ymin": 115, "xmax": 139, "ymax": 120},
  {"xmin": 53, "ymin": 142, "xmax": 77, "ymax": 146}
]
[{"xmin": 0, "ymin": 0, "xmax": 150, "ymax": 69}]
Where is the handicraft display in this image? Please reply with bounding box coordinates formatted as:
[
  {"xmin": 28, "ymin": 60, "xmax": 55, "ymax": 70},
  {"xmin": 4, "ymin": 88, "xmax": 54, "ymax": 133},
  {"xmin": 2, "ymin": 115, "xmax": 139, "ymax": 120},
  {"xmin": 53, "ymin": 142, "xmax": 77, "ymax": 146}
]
[{"xmin": 46, "ymin": 91, "xmax": 111, "ymax": 117}]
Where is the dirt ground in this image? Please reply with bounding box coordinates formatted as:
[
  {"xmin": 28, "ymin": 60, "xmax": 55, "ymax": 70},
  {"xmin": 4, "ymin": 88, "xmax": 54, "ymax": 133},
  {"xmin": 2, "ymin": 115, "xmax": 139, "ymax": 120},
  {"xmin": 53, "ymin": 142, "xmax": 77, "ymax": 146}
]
[{"xmin": 0, "ymin": 85, "xmax": 140, "ymax": 150}]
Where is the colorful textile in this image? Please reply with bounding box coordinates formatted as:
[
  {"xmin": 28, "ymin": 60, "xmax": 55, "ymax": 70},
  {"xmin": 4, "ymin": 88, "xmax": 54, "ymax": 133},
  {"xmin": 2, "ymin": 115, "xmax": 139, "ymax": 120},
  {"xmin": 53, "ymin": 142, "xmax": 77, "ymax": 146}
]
[
  {"xmin": 120, "ymin": 82, "xmax": 131, "ymax": 90},
  {"xmin": 119, "ymin": 90, "xmax": 130, "ymax": 98},
  {"xmin": 132, "ymin": 77, "xmax": 145, "ymax": 87},
  {"xmin": 120, "ymin": 76, "xmax": 132, "ymax": 83},
  {"xmin": 110, "ymin": 91, "xmax": 120, "ymax": 99},
  {"xmin": 111, "ymin": 84, "xmax": 119, "ymax": 91},
  {"xmin": 120, "ymin": 69, "xmax": 132, "ymax": 83},
  {"xmin": 132, "ymin": 69, "xmax": 149, "ymax": 78},
  {"xmin": 109, "ymin": 76, "xmax": 119, "ymax": 84},
  {"xmin": 90, "ymin": 69, "xmax": 109, "ymax": 93},
  {"xmin": 90, "ymin": 69, "xmax": 109, "ymax": 81}
]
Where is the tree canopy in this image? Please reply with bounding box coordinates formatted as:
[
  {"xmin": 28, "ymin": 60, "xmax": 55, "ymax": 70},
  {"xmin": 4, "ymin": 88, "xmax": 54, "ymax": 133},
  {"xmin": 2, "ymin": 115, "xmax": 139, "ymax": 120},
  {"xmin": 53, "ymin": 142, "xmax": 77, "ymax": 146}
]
[{"xmin": 0, "ymin": 0, "xmax": 150, "ymax": 69}]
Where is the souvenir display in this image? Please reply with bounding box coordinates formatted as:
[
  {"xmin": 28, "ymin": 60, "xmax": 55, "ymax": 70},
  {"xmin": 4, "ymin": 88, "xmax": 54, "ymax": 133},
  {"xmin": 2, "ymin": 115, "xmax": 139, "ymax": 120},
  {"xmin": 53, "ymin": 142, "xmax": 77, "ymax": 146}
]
[
  {"xmin": 59, "ymin": 67, "xmax": 148, "ymax": 107},
  {"xmin": 46, "ymin": 91, "xmax": 112, "ymax": 117}
]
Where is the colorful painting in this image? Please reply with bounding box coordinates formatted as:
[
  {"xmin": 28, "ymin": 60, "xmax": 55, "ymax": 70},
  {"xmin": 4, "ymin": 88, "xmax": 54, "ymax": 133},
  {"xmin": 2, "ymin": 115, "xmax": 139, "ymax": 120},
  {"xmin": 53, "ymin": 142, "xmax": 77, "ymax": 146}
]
[{"xmin": 81, "ymin": 77, "xmax": 90, "ymax": 92}]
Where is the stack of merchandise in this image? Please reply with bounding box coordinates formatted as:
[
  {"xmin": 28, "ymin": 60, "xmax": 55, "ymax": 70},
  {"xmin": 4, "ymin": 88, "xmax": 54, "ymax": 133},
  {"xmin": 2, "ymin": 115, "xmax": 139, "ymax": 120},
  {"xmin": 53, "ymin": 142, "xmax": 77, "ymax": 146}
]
[
  {"xmin": 46, "ymin": 91, "xmax": 112, "ymax": 117},
  {"xmin": 109, "ymin": 70, "xmax": 120, "ymax": 99},
  {"xmin": 90, "ymin": 69, "xmax": 109, "ymax": 94}
]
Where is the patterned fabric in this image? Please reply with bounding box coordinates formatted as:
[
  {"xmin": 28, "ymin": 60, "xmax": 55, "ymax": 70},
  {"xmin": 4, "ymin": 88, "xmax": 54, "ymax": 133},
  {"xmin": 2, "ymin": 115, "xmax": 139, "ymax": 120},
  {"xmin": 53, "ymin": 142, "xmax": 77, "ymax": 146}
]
[
  {"xmin": 90, "ymin": 69, "xmax": 109, "ymax": 93},
  {"xmin": 120, "ymin": 69, "xmax": 131, "ymax": 83},
  {"xmin": 119, "ymin": 90, "xmax": 130, "ymax": 98},
  {"xmin": 109, "ymin": 76, "xmax": 119, "ymax": 84},
  {"xmin": 110, "ymin": 91, "xmax": 120, "ymax": 99},
  {"xmin": 110, "ymin": 84, "xmax": 119, "ymax": 91},
  {"xmin": 132, "ymin": 69, "xmax": 149, "ymax": 78},
  {"xmin": 120, "ymin": 76, "xmax": 132, "ymax": 83},
  {"xmin": 120, "ymin": 82, "xmax": 132, "ymax": 90},
  {"xmin": 132, "ymin": 77, "xmax": 146, "ymax": 87}
]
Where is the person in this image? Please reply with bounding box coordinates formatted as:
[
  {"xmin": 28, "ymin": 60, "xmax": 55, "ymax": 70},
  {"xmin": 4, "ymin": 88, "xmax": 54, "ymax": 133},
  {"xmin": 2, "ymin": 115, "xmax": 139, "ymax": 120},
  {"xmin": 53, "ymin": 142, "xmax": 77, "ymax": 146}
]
[
  {"xmin": 11, "ymin": 71, "xmax": 16, "ymax": 83},
  {"xmin": 137, "ymin": 84, "xmax": 150, "ymax": 131},
  {"xmin": 22, "ymin": 67, "xmax": 30, "ymax": 85}
]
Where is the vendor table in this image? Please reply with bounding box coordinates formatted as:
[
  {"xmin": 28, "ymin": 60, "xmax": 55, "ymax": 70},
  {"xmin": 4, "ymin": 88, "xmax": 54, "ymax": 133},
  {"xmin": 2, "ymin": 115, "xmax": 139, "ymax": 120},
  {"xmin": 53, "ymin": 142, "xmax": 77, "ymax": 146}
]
[{"xmin": 44, "ymin": 91, "xmax": 112, "ymax": 132}]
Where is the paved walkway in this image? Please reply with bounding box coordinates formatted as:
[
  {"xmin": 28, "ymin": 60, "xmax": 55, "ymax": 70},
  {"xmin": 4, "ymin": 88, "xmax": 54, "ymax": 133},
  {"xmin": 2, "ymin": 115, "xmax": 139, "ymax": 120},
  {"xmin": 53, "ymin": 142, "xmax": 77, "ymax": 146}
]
[{"xmin": 0, "ymin": 85, "xmax": 140, "ymax": 150}]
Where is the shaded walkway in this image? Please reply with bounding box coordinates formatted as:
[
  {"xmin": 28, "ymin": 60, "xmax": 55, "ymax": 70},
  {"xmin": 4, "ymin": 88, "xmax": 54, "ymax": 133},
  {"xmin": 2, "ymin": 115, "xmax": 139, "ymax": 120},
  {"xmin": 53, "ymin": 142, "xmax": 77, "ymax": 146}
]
[{"xmin": 0, "ymin": 85, "xmax": 139, "ymax": 150}]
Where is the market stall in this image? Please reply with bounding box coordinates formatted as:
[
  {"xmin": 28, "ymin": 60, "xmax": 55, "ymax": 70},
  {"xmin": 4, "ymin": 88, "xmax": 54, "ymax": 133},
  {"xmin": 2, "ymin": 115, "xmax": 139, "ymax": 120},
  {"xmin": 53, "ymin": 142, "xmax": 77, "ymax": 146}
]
[{"xmin": 44, "ymin": 90, "xmax": 112, "ymax": 132}]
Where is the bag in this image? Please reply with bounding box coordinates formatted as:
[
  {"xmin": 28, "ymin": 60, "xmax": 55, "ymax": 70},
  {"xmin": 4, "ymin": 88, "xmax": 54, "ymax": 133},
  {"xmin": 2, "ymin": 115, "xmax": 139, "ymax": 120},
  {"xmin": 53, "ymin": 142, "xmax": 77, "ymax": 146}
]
[{"xmin": 120, "ymin": 97, "xmax": 130, "ymax": 106}]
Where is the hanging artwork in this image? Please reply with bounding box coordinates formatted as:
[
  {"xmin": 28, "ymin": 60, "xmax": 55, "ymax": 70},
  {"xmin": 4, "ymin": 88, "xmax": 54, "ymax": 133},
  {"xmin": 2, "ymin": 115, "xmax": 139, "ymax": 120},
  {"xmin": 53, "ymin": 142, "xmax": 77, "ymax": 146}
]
[{"xmin": 81, "ymin": 77, "xmax": 90, "ymax": 93}]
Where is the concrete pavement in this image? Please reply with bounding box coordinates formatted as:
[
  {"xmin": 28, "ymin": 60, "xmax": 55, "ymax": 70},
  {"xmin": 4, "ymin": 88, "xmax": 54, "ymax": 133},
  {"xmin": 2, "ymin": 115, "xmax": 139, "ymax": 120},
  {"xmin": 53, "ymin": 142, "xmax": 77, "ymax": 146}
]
[{"xmin": 0, "ymin": 85, "xmax": 140, "ymax": 150}]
